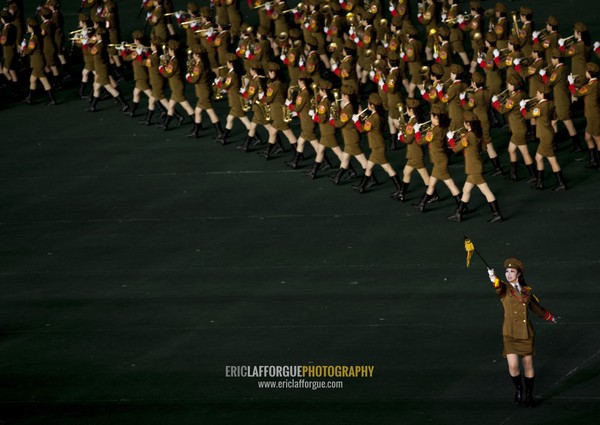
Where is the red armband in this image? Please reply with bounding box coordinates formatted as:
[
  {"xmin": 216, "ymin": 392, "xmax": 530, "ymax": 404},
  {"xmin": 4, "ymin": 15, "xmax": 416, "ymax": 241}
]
[{"xmin": 544, "ymin": 311, "xmax": 555, "ymax": 322}]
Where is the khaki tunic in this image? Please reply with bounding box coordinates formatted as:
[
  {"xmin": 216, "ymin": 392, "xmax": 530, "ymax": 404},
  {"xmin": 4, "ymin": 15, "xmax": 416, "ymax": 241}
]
[
  {"xmin": 493, "ymin": 280, "xmax": 551, "ymax": 356},
  {"xmin": 418, "ymin": 125, "xmax": 451, "ymax": 180},
  {"xmin": 24, "ymin": 34, "xmax": 45, "ymax": 78},
  {"xmin": 339, "ymin": 55, "xmax": 359, "ymax": 93},
  {"xmin": 248, "ymin": 75, "xmax": 269, "ymax": 126},
  {"xmin": 41, "ymin": 19, "xmax": 57, "ymax": 67},
  {"xmin": 91, "ymin": 40, "xmax": 110, "ymax": 86},
  {"xmin": 464, "ymin": 88, "xmax": 492, "ymax": 143},
  {"xmin": 186, "ymin": 58, "xmax": 213, "ymax": 110},
  {"xmin": 363, "ymin": 112, "xmax": 387, "ymax": 165},
  {"xmin": 149, "ymin": 6, "xmax": 168, "ymax": 44},
  {"xmin": 482, "ymin": 50, "xmax": 503, "ymax": 95},
  {"xmin": 547, "ymin": 63, "xmax": 571, "ymax": 121},
  {"xmin": 317, "ymin": 97, "xmax": 338, "ymax": 148},
  {"xmin": 524, "ymin": 58, "xmax": 546, "ymax": 98},
  {"xmin": 404, "ymin": 38, "xmax": 423, "ymax": 85},
  {"xmin": 494, "ymin": 90, "xmax": 527, "ymax": 146},
  {"xmin": 401, "ymin": 117, "xmax": 426, "ymax": 169},
  {"xmin": 124, "ymin": 49, "xmax": 151, "ymax": 91},
  {"xmin": 524, "ymin": 99, "xmax": 556, "ymax": 157},
  {"xmin": 223, "ymin": 69, "xmax": 246, "ymax": 118},
  {"xmin": 146, "ymin": 52, "xmax": 166, "ymax": 101},
  {"xmin": 161, "ymin": 56, "xmax": 187, "ymax": 103},
  {"xmin": 334, "ymin": 102, "xmax": 362, "ymax": 156},
  {"xmin": 442, "ymin": 81, "xmax": 467, "ymax": 130},
  {"xmin": 294, "ymin": 88, "xmax": 317, "ymax": 141},
  {"xmin": 570, "ymin": 79, "xmax": 600, "ymax": 136},
  {"xmin": 51, "ymin": 10, "xmax": 66, "ymax": 54},
  {"xmin": 451, "ymin": 132, "xmax": 485, "ymax": 185},
  {"xmin": 1, "ymin": 23, "xmax": 18, "ymax": 70},
  {"xmin": 564, "ymin": 40, "xmax": 589, "ymax": 78},
  {"xmin": 385, "ymin": 68, "xmax": 403, "ymax": 119},
  {"xmin": 265, "ymin": 79, "xmax": 289, "ymax": 131}
]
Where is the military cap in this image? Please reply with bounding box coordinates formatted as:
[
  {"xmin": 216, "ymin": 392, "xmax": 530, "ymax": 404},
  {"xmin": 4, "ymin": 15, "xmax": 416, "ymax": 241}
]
[
  {"xmin": 266, "ymin": 62, "xmax": 280, "ymax": 72},
  {"xmin": 376, "ymin": 45, "xmax": 388, "ymax": 57},
  {"xmin": 39, "ymin": 6, "xmax": 51, "ymax": 17},
  {"xmin": 471, "ymin": 71, "xmax": 485, "ymax": 84},
  {"xmin": 504, "ymin": 257, "xmax": 524, "ymax": 273},
  {"xmin": 289, "ymin": 28, "xmax": 301, "ymax": 39},
  {"xmin": 225, "ymin": 52, "xmax": 238, "ymax": 62},
  {"xmin": 249, "ymin": 60, "xmax": 262, "ymax": 70},
  {"xmin": 405, "ymin": 25, "xmax": 419, "ymax": 37},
  {"xmin": 168, "ymin": 39, "xmax": 180, "ymax": 51},
  {"xmin": 46, "ymin": 0, "xmax": 59, "ymax": 7},
  {"xmin": 547, "ymin": 16, "xmax": 559, "ymax": 26},
  {"xmin": 506, "ymin": 73, "xmax": 523, "ymax": 87},
  {"xmin": 78, "ymin": 13, "xmax": 90, "ymax": 22},
  {"xmin": 132, "ymin": 30, "xmax": 144, "ymax": 40},
  {"xmin": 431, "ymin": 64, "xmax": 444, "ymax": 77},
  {"xmin": 344, "ymin": 39, "xmax": 356, "ymax": 51},
  {"xmin": 406, "ymin": 98, "xmax": 421, "ymax": 108},
  {"xmin": 257, "ymin": 25, "xmax": 269, "ymax": 36},
  {"xmin": 368, "ymin": 93, "xmax": 382, "ymax": 106},
  {"xmin": 200, "ymin": 6, "xmax": 211, "ymax": 18},
  {"xmin": 430, "ymin": 104, "xmax": 445, "ymax": 115},
  {"xmin": 574, "ymin": 22, "xmax": 588, "ymax": 33},
  {"xmin": 0, "ymin": 10, "xmax": 11, "ymax": 21},
  {"xmin": 293, "ymin": 39, "xmax": 303, "ymax": 48},
  {"xmin": 361, "ymin": 10, "xmax": 374, "ymax": 20},
  {"xmin": 549, "ymin": 47, "xmax": 562, "ymax": 58},
  {"xmin": 537, "ymin": 84, "xmax": 551, "ymax": 95},
  {"xmin": 463, "ymin": 111, "xmax": 479, "ymax": 122},
  {"xmin": 187, "ymin": 2, "xmax": 199, "ymax": 13},
  {"xmin": 508, "ymin": 34, "xmax": 520, "ymax": 46},
  {"xmin": 305, "ymin": 35, "xmax": 318, "ymax": 47},
  {"xmin": 586, "ymin": 62, "xmax": 599, "ymax": 73},
  {"xmin": 469, "ymin": 1, "xmax": 480, "ymax": 9},
  {"xmin": 450, "ymin": 64, "xmax": 464, "ymax": 75},
  {"xmin": 486, "ymin": 32, "xmax": 497, "ymax": 43},
  {"xmin": 298, "ymin": 70, "xmax": 311, "ymax": 80},
  {"xmin": 388, "ymin": 50, "xmax": 399, "ymax": 61},
  {"xmin": 495, "ymin": 2, "xmax": 507, "ymax": 13},
  {"xmin": 437, "ymin": 26, "xmax": 450, "ymax": 38},
  {"xmin": 191, "ymin": 45, "xmax": 203, "ymax": 54},
  {"xmin": 26, "ymin": 17, "xmax": 39, "ymax": 27},
  {"xmin": 391, "ymin": 15, "xmax": 403, "ymax": 27},
  {"xmin": 519, "ymin": 6, "xmax": 532, "ymax": 16},
  {"xmin": 341, "ymin": 85, "xmax": 356, "ymax": 96},
  {"xmin": 319, "ymin": 80, "xmax": 333, "ymax": 90},
  {"xmin": 240, "ymin": 22, "xmax": 249, "ymax": 33},
  {"xmin": 532, "ymin": 42, "xmax": 545, "ymax": 53}
]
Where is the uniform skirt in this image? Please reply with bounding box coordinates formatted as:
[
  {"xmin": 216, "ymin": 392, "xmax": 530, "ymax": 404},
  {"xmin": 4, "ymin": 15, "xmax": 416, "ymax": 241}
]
[
  {"xmin": 586, "ymin": 118, "xmax": 600, "ymax": 137},
  {"xmin": 368, "ymin": 147, "xmax": 388, "ymax": 165},
  {"xmin": 503, "ymin": 335, "xmax": 535, "ymax": 357},
  {"xmin": 319, "ymin": 133, "xmax": 339, "ymax": 148},
  {"xmin": 466, "ymin": 173, "xmax": 486, "ymax": 185},
  {"xmin": 536, "ymin": 136, "xmax": 556, "ymax": 158},
  {"xmin": 194, "ymin": 84, "xmax": 213, "ymax": 110},
  {"xmin": 431, "ymin": 160, "xmax": 452, "ymax": 181}
]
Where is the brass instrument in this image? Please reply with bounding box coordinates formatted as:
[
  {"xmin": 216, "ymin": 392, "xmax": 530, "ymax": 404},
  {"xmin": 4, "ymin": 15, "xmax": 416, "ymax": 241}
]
[
  {"xmin": 180, "ymin": 18, "xmax": 202, "ymax": 26},
  {"xmin": 443, "ymin": 13, "xmax": 473, "ymax": 24},
  {"xmin": 357, "ymin": 107, "xmax": 373, "ymax": 123},
  {"xmin": 331, "ymin": 88, "xmax": 341, "ymax": 120},
  {"xmin": 283, "ymin": 85, "xmax": 298, "ymax": 123},
  {"xmin": 495, "ymin": 88, "xmax": 510, "ymax": 103},
  {"xmin": 69, "ymin": 28, "xmax": 91, "ymax": 35},
  {"xmin": 252, "ymin": 2, "xmax": 272, "ymax": 9},
  {"xmin": 450, "ymin": 127, "xmax": 469, "ymax": 139},
  {"xmin": 309, "ymin": 82, "xmax": 319, "ymax": 110},
  {"xmin": 396, "ymin": 103, "xmax": 409, "ymax": 131},
  {"xmin": 212, "ymin": 81, "xmax": 224, "ymax": 100},
  {"xmin": 255, "ymin": 98, "xmax": 272, "ymax": 121},
  {"xmin": 559, "ymin": 35, "xmax": 577, "ymax": 49},
  {"xmin": 536, "ymin": 28, "xmax": 549, "ymax": 41},
  {"xmin": 429, "ymin": 28, "xmax": 440, "ymax": 56},
  {"xmin": 164, "ymin": 10, "xmax": 187, "ymax": 17},
  {"xmin": 240, "ymin": 95, "xmax": 251, "ymax": 112},
  {"xmin": 517, "ymin": 55, "xmax": 534, "ymax": 67},
  {"xmin": 195, "ymin": 27, "xmax": 215, "ymax": 34},
  {"xmin": 511, "ymin": 11, "xmax": 520, "ymax": 36},
  {"xmin": 416, "ymin": 120, "xmax": 433, "ymax": 133}
]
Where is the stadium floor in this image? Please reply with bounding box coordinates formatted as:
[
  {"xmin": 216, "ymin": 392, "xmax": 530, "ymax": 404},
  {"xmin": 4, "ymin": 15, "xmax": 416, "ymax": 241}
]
[{"xmin": 1, "ymin": 1, "xmax": 600, "ymax": 424}]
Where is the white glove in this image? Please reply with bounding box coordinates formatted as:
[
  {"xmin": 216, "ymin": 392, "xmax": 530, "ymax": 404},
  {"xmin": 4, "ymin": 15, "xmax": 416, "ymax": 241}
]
[
  {"xmin": 492, "ymin": 95, "xmax": 498, "ymax": 103},
  {"xmin": 280, "ymin": 54, "xmax": 286, "ymax": 61},
  {"xmin": 136, "ymin": 47, "xmax": 143, "ymax": 55},
  {"xmin": 264, "ymin": 2, "xmax": 271, "ymax": 10},
  {"xmin": 299, "ymin": 58, "xmax": 305, "ymax": 67},
  {"xmin": 595, "ymin": 41, "xmax": 600, "ymax": 49},
  {"xmin": 400, "ymin": 51, "xmax": 406, "ymax": 59},
  {"xmin": 436, "ymin": 83, "xmax": 444, "ymax": 92},
  {"xmin": 331, "ymin": 62, "xmax": 338, "ymax": 72},
  {"xmin": 378, "ymin": 79, "xmax": 385, "ymax": 89},
  {"xmin": 514, "ymin": 58, "xmax": 521, "ymax": 65},
  {"xmin": 352, "ymin": 113, "xmax": 359, "ymax": 122},
  {"xmin": 206, "ymin": 28, "xmax": 214, "ymax": 37},
  {"xmin": 493, "ymin": 48, "xmax": 500, "ymax": 58},
  {"xmin": 567, "ymin": 74, "xmax": 575, "ymax": 85},
  {"xmin": 258, "ymin": 92, "xmax": 264, "ymax": 100},
  {"xmin": 539, "ymin": 68, "xmax": 547, "ymax": 76},
  {"xmin": 519, "ymin": 99, "xmax": 527, "ymax": 108},
  {"xmin": 487, "ymin": 268, "xmax": 496, "ymax": 282},
  {"xmin": 309, "ymin": 109, "xmax": 316, "ymax": 118},
  {"xmin": 433, "ymin": 52, "xmax": 439, "ymax": 59},
  {"xmin": 285, "ymin": 99, "xmax": 292, "ymax": 106},
  {"xmin": 459, "ymin": 92, "xmax": 466, "ymax": 100},
  {"xmin": 457, "ymin": 15, "xmax": 465, "ymax": 24},
  {"xmin": 420, "ymin": 88, "xmax": 426, "ymax": 96},
  {"xmin": 323, "ymin": 26, "xmax": 329, "ymax": 34},
  {"xmin": 175, "ymin": 11, "xmax": 182, "ymax": 19},
  {"xmin": 558, "ymin": 38, "xmax": 565, "ymax": 47},
  {"xmin": 441, "ymin": 14, "xmax": 447, "ymax": 22},
  {"xmin": 389, "ymin": 4, "xmax": 394, "ymax": 12},
  {"xmin": 532, "ymin": 31, "xmax": 540, "ymax": 39},
  {"xmin": 446, "ymin": 131, "xmax": 455, "ymax": 139},
  {"xmin": 413, "ymin": 123, "xmax": 422, "ymax": 132},
  {"xmin": 369, "ymin": 70, "xmax": 375, "ymax": 79}
]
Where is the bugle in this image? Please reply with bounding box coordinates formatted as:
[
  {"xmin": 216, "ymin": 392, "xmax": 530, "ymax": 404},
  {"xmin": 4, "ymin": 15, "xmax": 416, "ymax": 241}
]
[
  {"xmin": 357, "ymin": 107, "xmax": 373, "ymax": 123},
  {"xmin": 331, "ymin": 88, "xmax": 341, "ymax": 120},
  {"xmin": 416, "ymin": 120, "xmax": 432, "ymax": 133},
  {"xmin": 164, "ymin": 10, "xmax": 187, "ymax": 17},
  {"xmin": 522, "ymin": 97, "xmax": 540, "ymax": 110},
  {"xmin": 495, "ymin": 88, "xmax": 510, "ymax": 102},
  {"xmin": 511, "ymin": 11, "xmax": 520, "ymax": 36},
  {"xmin": 444, "ymin": 13, "xmax": 473, "ymax": 24},
  {"xmin": 252, "ymin": 2, "xmax": 272, "ymax": 9}
]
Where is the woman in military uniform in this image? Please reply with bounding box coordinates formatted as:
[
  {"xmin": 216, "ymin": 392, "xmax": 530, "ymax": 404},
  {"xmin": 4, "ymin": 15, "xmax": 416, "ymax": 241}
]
[
  {"xmin": 238, "ymin": 61, "xmax": 270, "ymax": 152},
  {"xmin": 520, "ymin": 85, "xmax": 566, "ymax": 191},
  {"xmin": 261, "ymin": 61, "xmax": 297, "ymax": 159},
  {"xmin": 143, "ymin": 38, "xmax": 171, "ymax": 125},
  {"xmin": 185, "ymin": 45, "xmax": 225, "ymax": 140},
  {"xmin": 569, "ymin": 63, "xmax": 600, "ymax": 168},
  {"xmin": 305, "ymin": 80, "xmax": 343, "ymax": 179},
  {"xmin": 217, "ymin": 53, "xmax": 252, "ymax": 145},
  {"xmin": 546, "ymin": 48, "xmax": 581, "ymax": 152},
  {"xmin": 39, "ymin": 7, "xmax": 61, "ymax": 87},
  {"xmin": 148, "ymin": 0, "xmax": 169, "ymax": 45},
  {"xmin": 22, "ymin": 17, "xmax": 56, "ymax": 105},
  {"xmin": 492, "ymin": 74, "xmax": 536, "ymax": 182},
  {"xmin": 487, "ymin": 258, "xmax": 557, "ymax": 408},
  {"xmin": 352, "ymin": 93, "xmax": 403, "ymax": 198},
  {"xmin": 73, "ymin": 14, "xmax": 95, "ymax": 99},
  {"xmin": 329, "ymin": 85, "xmax": 366, "ymax": 184},
  {"xmin": 159, "ymin": 39, "xmax": 195, "ymax": 130},
  {"xmin": 384, "ymin": 52, "xmax": 403, "ymax": 151},
  {"xmin": 1, "ymin": 10, "xmax": 19, "ymax": 94},
  {"xmin": 446, "ymin": 112, "xmax": 502, "ymax": 223},
  {"xmin": 412, "ymin": 106, "xmax": 461, "ymax": 212},
  {"xmin": 401, "ymin": 25, "xmax": 424, "ymax": 98},
  {"xmin": 396, "ymin": 98, "xmax": 430, "ymax": 202},
  {"xmin": 122, "ymin": 30, "xmax": 154, "ymax": 119},
  {"xmin": 463, "ymin": 71, "xmax": 503, "ymax": 176},
  {"xmin": 285, "ymin": 72, "xmax": 319, "ymax": 169}
]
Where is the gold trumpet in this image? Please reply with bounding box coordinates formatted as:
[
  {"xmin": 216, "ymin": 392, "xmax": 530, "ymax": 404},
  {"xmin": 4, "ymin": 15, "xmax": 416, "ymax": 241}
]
[
  {"xmin": 239, "ymin": 95, "xmax": 251, "ymax": 112},
  {"xmin": 331, "ymin": 88, "xmax": 341, "ymax": 120},
  {"xmin": 195, "ymin": 27, "xmax": 215, "ymax": 34},
  {"xmin": 559, "ymin": 35, "xmax": 577, "ymax": 48},
  {"xmin": 357, "ymin": 107, "xmax": 373, "ymax": 123},
  {"xmin": 180, "ymin": 18, "xmax": 202, "ymax": 26},
  {"xmin": 522, "ymin": 97, "xmax": 540, "ymax": 110},
  {"xmin": 536, "ymin": 28, "xmax": 550, "ymax": 41},
  {"xmin": 397, "ymin": 103, "xmax": 409, "ymax": 130},
  {"xmin": 69, "ymin": 28, "xmax": 91, "ymax": 34},
  {"xmin": 511, "ymin": 11, "xmax": 520, "ymax": 36},
  {"xmin": 252, "ymin": 1, "xmax": 272, "ymax": 9},
  {"xmin": 416, "ymin": 119, "xmax": 433, "ymax": 133},
  {"xmin": 255, "ymin": 99, "xmax": 272, "ymax": 121},
  {"xmin": 444, "ymin": 13, "xmax": 473, "ymax": 24},
  {"xmin": 495, "ymin": 88, "xmax": 510, "ymax": 102},
  {"xmin": 164, "ymin": 10, "xmax": 187, "ymax": 17},
  {"xmin": 283, "ymin": 85, "xmax": 298, "ymax": 123}
]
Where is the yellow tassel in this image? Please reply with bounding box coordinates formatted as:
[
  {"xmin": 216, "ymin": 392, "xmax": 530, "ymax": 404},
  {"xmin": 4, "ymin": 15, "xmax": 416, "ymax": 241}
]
[{"xmin": 464, "ymin": 237, "xmax": 474, "ymax": 267}]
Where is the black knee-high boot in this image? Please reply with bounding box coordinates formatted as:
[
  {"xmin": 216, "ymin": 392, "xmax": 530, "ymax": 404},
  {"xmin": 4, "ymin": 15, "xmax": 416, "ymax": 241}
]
[
  {"xmin": 524, "ymin": 377, "xmax": 535, "ymax": 408},
  {"xmin": 23, "ymin": 89, "xmax": 34, "ymax": 105},
  {"xmin": 127, "ymin": 101, "xmax": 139, "ymax": 117},
  {"xmin": 412, "ymin": 192, "xmax": 433, "ymax": 212},
  {"xmin": 285, "ymin": 151, "xmax": 304, "ymax": 168},
  {"xmin": 526, "ymin": 164, "xmax": 537, "ymax": 183},
  {"xmin": 46, "ymin": 89, "xmax": 57, "ymax": 105},
  {"xmin": 488, "ymin": 200, "xmax": 503, "ymax": 222},
  {"xmin": 329, "ymin": 167, "xmax": 347, "ymax": 185},
  {"xmin": 553, "ymin": 171, "xmax": 566, "ymax": 191},
  {"xmin": 534, "ymin": 169, "xmax": 545, "ymax": 190},
  {"xmin": 585, "ymin": 149, "xmax": 599, "ymax": 169},
  {"xmin": 570, "ymin": 134, "xmax": 583, "ymax": 152},
  {"xmin": 448, "ymin": 201, "xmax": 468, "ymax": 222},
  {"xmin": 213, "ymin": 121, "xmax": 225, "ymax": 142},
  {"xmin": 85, "ymin": 96, "xmax": 99, "ymax": 112},
  {"xmin": 511, "ymin": 374, "xmax": 523, "ymax": 407},
  {"xmin": 490, "ymin": 157, "xmax": 504, "ymax": 176},
  {"xmin": 259, "ymin": 143, "xmax": 275, "ymax": 160},
  {"xmin": 352, "ymin": 174, "xmax": 372, "ymax": 193},
  {"xmin": 139, "ymin": 109, "xmax": 155, "ymax": 125},
  {"xmin": 238, "ymin": 134, "xmax": 254, "ymax": 151},
  {"xmin": 389, "ymin": 174, "xmax": 403, "ymax": 199},
  {"xmin": 115, "ymin": 95, "xmax": 129, "ymax": 112},
  {"xmin": 162, "ymin": 115, "xmax": 174, "ymax": 131},
  {"xmin": 396, "ymin": 181, "xmax": 409, "ymax": 202},
  {"xmin": 187, "ymin": 122, "xmax": 201, "ymax": 138},
  {"xmin": 219, "ymin": 128, "xmax": 231, "ymax": 144},
  {"xmin": 508, "ymin": 161, "xmax": 518, "ymax": 181},
  {"xmin": 305, "ymin": 161, "xmax": 320, "ymax": 179}
]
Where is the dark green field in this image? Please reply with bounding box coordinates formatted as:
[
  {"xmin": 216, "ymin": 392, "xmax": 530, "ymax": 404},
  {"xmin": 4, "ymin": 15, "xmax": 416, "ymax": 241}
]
[{"xmin": 1, "ymin": 1, "xmax": 600, "ymax": 424}]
